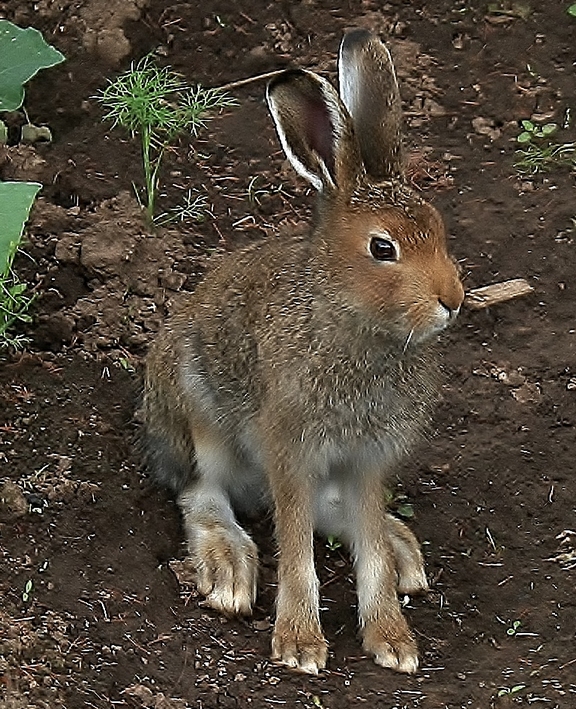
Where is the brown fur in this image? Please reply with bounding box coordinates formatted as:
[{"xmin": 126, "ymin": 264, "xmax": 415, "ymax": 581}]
[{"xmin": 143, "ymin": 29, "xmax": 464, "ymax": 674}]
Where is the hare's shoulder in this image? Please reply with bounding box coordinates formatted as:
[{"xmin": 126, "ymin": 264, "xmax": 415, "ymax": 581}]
[{"xmin": 192, "ymin": 234, "xmax": 312, "ymax": 305}]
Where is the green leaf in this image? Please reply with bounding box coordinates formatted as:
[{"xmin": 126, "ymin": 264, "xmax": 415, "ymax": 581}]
[
  {"xmin": 396, "ymin": 503, "xmax": 415, "ymax": 519},
  {"xmin": 0, "ymin": 181, "xmax": 42, "ymax": 275},
  {"xmin": 541, "ymin": 123, "xmax": 557, "ymax": 136},
  {"xmin": 517, "ymin": 131, "xmax": 532, "ymax": 143},
  {"xmin": 0, "ymin": 20, "xmax": 65, "ymax": 112},
  {"xmin": 568, "ymin": 4, "xmax": 576, "ymax": 17},
  {"xmin": 521, "ymin": 119, "xmax": 534, "ymax": 131}
]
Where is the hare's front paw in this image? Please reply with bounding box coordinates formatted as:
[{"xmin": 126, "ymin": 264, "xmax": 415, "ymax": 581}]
[
  {"xmin": 362, "ymin": 616, "xmax": 419, "ymax": 674},
  {"xmin": 191, "ymin": 524, "xmax": 258, "ymax": 616},
  {"xmin": 271, "ymin": 618, "xmax": 328, "ymax": 674}
]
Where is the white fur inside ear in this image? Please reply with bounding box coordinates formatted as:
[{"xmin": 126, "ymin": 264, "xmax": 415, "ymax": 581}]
[
  {"xmin": 267, "ymin": 72, "xmax": 347, "ymax": 192},
  {"xmin": 269, "ymin": 99, "xmax": 325, "ymax": 191}
]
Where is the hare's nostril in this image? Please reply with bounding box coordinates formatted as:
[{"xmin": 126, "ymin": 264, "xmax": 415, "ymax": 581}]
[{"xmin": 439, "ymin": 300, "xmax": 460, "ymax": 319}]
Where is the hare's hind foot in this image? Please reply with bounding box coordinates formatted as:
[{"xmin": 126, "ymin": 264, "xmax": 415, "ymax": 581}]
[
  {"xmin": 385, "ymin": 514, "xmax": 429, "ymax": 595},
  {"xmin": 357, "ymin": 516, "xmax": 425, "ymax": 673},
  {"xmin": 179, "ymin": 486, "xmax": 258, "ymax": 616}
]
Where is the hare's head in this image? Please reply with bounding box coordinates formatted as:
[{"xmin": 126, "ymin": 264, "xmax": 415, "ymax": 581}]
[{"xmin": 267, "ymin": 30, "xmax": 464, "ymax": 344}]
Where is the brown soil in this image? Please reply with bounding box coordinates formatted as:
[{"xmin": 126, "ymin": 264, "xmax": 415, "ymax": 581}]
[{"xmin": 1, "ymin": 1, "xmax": 576, "ymax": 707}]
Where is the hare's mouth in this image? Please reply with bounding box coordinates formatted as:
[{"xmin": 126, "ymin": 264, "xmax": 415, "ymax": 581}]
[{"xmin": 404, "ymin": 301, "xmax": 459, "ymax": 346}]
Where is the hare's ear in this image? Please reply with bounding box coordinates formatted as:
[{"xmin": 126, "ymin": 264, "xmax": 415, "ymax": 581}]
[
  {"xmin": 266, "ymin": 69, "xmax": 361, "ymax": 195},
  {"xmin": 339, "ymin": 29, "xmax": 404, "ymax": 180}
]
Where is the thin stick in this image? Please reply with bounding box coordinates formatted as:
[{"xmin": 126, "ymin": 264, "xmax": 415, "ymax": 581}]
[
  {"xmin": 464, "ymin": 278, "xmax": 534, "ymax": 310},
  {"xmin": 215, "ymin": 70, "xmax": 286, "ymax": 92}
]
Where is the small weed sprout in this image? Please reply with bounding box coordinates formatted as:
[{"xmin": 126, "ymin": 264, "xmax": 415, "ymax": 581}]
[
  {"xmin": 507, "ymin": 619, "xmax": 521, "ymax": 636},
  {"xmin": 514, "ymin": 119, "xmax": 576, "ymax": 175},
  {"xmin": 155, "ymin": 189, "xmax": 208, "ymax": 226},
  {"xmin": 96, "ymin": 55, "xmax": 236, "ymax": 225},
  {"xmin": 326, "ymin": 535, "xmax": 342, "ymax": 552},
  {"xmin": 517, "ymin": 119, "xmax": 557, "ymax": 143},
  {"xmin": 497, "ymin": 684, "xmax": 526, "ymax": 697},
  {"xmin": 22, "ymin": 579, "xmax": 33, "ymax": 602}
]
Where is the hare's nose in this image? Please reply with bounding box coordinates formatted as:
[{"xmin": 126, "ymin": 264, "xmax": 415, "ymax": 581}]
[
  {"xmin": 439, "ymin": 299, "xmax": 460, "ymax": 320},
  {"xmin": 438, "ymin": 276, "xmax": 465, "ymax": 317}
]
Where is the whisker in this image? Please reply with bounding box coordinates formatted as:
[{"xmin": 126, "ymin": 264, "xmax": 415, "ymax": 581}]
[{"xmin": 403, "ymin": 328, "xmax": 414, "ymax": 353}]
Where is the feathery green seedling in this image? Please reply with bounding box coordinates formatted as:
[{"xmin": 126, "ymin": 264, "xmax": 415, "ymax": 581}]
[
  {"xmin": 155, "ymin": 189, "xmax": 208, "ymax": 226},
  {"xmin": 96, "ymin": 55, "xmax": 236, "ymax": 225}
]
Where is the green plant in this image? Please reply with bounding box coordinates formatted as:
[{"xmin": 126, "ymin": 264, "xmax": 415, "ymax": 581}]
[
  {"xmin": 0, "ymin": 20, "xmax": 65, "ymax": 141},
  {"xmin": 326, "ymin": 535, "xmax": 342, "ymax": 551},
  {"xmin": 0, "ymin": 23, "xmax": 64, "ymax": 347},
  {"xmin": 517, "ymin": 119, "xmax": 557, "ymax": 143},
  {"xmin": 155, "ymin": 189, "xmax": 207, "ymax": 226},
  {"xmin": 515, "ymin": 119, "xmax": 576, "ymax": 175},
  {"xmin": 22, "ymin": 579, "xmax": 33, "ymax": 602},
  {"xmin": 96, "ymin": 55, "xmax": 236, "ymax": 225},
  {"xmin": 0, "ymin": 182, "xmax": 41, "ymax": 349},
  {"xmin": 506, "ymin": 619, "xmax": 521, "ymax": 636},
  {"xmin": 568, "ymin": 4, "xmax": 576, "ymax": 17},
  {"xmin": 497, "ymin": 684, "xmax": 526, "ymax": 697}
]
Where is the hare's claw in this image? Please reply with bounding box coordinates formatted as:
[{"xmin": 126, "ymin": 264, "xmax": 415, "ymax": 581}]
[
  {"xmin": 362, "ymin": 617, "xmax": 419, "ymax": 674},
  {"xmin": 271, "ymin": 620, "xmax": 328, "ymax": 674}
]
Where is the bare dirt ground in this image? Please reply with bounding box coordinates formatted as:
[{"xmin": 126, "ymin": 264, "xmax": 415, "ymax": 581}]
[{"xmin": 1, "ymin": 1, "xmax": 576, "ymax": 707}]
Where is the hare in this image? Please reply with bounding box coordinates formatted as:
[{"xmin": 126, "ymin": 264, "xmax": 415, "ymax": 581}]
[{"xmin": 144, "ymin": 29, "xmax": 464, "ymax": 675}]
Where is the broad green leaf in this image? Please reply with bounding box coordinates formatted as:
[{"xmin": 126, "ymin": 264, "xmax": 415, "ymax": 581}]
[
  {"xmin": 0, "ymin": 20, "xmax": 65, "ymax": 112},
  {"xmin": 521, "ymin": 119, "xmax": 534, "ymax": 131},
  {"xmin": 568, "ymin": 4, "xmax": 576, "ymax": 17},
  {"xmin": 517, "ymin": 131, "xmax": 532, "ymax": 143},
  {"xmin": 0, "ymin": 181, "xmax": 42, "ymax": 275}
]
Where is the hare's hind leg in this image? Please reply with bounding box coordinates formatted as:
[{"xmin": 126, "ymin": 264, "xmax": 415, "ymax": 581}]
[
  {"xmin": 178, "ymin": 426, "xmax": 259, "ymax": 617},
  {"xmin": 384, "ymin": 513, "xmax": 429, "ymax": 595},
  {"xmin": 344, "ymin": 473, "xmax": 419, "ymax": 674}
]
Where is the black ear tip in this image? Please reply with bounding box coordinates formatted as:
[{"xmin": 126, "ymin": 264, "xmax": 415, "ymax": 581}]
[
  {"xmin": 267, "ymin": 69, "xmax": 308, "ymax": 95},
  {"xmin": 341, "ymin": 28, "xmax": 377, "ymax": 52}
]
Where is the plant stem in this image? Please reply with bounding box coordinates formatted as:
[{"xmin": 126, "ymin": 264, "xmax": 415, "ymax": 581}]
[{"xmin": 141, "ymin": 124, "xmax": 155, "ymax": 223}]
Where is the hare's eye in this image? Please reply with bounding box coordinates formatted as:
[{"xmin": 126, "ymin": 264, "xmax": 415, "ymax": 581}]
[{"xmin": 370, "ymin": 237, "xmax": 397, "ymax": 262}]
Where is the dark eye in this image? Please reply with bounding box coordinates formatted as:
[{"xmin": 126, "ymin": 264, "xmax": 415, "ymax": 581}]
[{"xmin": 370, "ymin": 237, "xmax": 397, "ymax": 262}]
